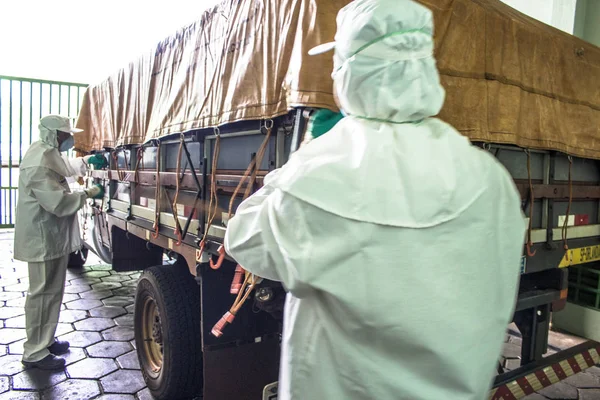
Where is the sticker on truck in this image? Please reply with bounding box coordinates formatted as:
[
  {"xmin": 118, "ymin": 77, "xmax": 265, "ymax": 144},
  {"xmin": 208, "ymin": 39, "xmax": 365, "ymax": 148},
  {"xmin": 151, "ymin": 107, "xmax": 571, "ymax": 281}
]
[{"xmin": 559, "ymin": 244, "xmax": 600, "ymax": 268}]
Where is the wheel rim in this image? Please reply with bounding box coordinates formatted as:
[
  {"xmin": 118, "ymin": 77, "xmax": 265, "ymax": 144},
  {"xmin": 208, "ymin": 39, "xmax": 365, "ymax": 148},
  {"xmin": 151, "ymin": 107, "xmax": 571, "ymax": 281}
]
[{"xmin": 141, "ymin": 296, "xmax": 164, "ymax": 378}]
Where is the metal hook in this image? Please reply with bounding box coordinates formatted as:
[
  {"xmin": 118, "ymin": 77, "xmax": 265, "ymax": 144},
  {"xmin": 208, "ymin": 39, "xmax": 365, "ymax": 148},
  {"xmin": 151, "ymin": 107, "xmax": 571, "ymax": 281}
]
[
  {"xmin": 264, "ymin": 119, "xmax": 274, "ymax": 130},
  {"xmin": 213, "ymin": 127, "xmax": 221, "ymax": 137},
  {"xmin": 209, "ymin": 245, "xmax": 226, "ymax": 270}
]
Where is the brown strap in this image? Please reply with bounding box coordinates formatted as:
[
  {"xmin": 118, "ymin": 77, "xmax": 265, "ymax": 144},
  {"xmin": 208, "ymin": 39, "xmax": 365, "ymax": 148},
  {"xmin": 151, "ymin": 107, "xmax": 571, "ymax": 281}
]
[
  {"xmin": 526, "ymin": 150, "xmax": 537, "ymax": 257},
  {"xmin": 228, "ymin": 123, "xmax": 273, "ymax": 219},
  {"xmin": 562, "ymin": 156, "xmax": 573, "ymax": 259}
]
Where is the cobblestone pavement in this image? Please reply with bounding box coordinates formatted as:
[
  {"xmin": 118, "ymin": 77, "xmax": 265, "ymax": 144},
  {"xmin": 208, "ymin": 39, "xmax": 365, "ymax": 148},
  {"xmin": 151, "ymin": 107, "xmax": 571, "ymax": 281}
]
[
  {"xmin": 1, "ymin": 229, "xmax": 600, "ymax": 399},
  {"xmin": 0, "ymin": 231, "xmax": 152, "ymax": 400}
]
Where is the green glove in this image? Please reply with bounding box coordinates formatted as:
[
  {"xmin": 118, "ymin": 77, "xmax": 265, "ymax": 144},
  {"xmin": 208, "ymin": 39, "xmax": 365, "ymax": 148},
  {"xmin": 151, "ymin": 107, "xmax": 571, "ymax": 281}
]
[
  {"xmin": 87, "ymin": 154, "xmax": 108, "ymax": 170},
  {"xmin": 306, "ymin": 109, "xmax": 344, "ymax": 140},
  {"xmin": 85, "ymin": 184, "xmax": 105, "ymax": 199}
]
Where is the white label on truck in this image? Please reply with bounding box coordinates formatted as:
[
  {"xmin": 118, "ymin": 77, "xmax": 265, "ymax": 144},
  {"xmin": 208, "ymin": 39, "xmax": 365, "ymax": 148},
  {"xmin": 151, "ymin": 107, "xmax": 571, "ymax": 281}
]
[
  {"xmin": 146, "ymin": 229, "xmax": 150, "ymax": 241},
  {"xmin": 176, "ymin": 204, "xmax": 185, "ymax": 216},
  {"xmin": 147, "ymin": 199, "xmax": 156, "ymax": 210},
  {"xmin": 222, "ymin": 212, "xmax": 230, "ymax": 227},
  {"xmin": 558, "ymin": 215, "xmax": 575, "ymax": 227},
  {"xmin": 140, "ymin": 197, "xmax": 148, "ymax": 207}
]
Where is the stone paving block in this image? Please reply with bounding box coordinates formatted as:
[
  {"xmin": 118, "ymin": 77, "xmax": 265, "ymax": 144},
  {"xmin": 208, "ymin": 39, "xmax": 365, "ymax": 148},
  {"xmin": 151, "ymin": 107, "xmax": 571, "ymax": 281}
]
[
  {"xmin": 58, "ymin": 310, "xmax": 88, "ymax": 323},
  {"xmin": 0, "ymin": 328, "xmax": 26, "ymax": 345},
  {"xmin": 116, "ymin": 351, "xmax": 140, "ymax": 370},
  {"xmin": 0, "ymin": 376, "xmax": 8, "ymax": 394},
  {"xmin": 55, "ymin": 323, "xmax": 75, "ymax": 337},
  {"xmin": 90, "ymin": 307, "xmax": 126, "ymax": 319},
  {"xmin": 121, "ymin": 280, "xmax": 139, "ymax": 288},
  {"xmin": 65, "ymin": 299, "xmax": 103, "ymax": 311},
  {"xmin": 587, "ymin": 366, "xmax": 600, "ymax": 378},
  {"xmin": 0, "ymin": 391, "xmax": 39, "ymax": 400},
  {"xmin": 61, "ymin": 347, "xmax": 86, "ymax": 366},
  {"xmin": 80, "ymin": 290, "xmax": 113, "ymax": 300},
  {"xmin": 580, "ymin": 389, "xmax": 600, "ymax": 400},
  {"xmin": 3, "ymin": 298, "xmax": 26, "ymax": 308},
  {"xmin": 0, "ymin": 292, "xmax": 22, "ymax": 302},
  {"xmin": 130, "ymin": 340, "xmax": 136, "ymax": 350},
  {"xmin": 538, "ymin": 381, "xmax": 579, "ymax": 399},
  {"xmin": 102, "ymin": 297, "xmax": 133, "ymax": 308},
  {"xmin": 100, "ymin": 370, "xmax": 146, "ymax": 394},
  {"xmin": 8, "ymin": 338, "xmax": 26, "ymax": 354},
  {"xmin": 87, "ymin": 341, "xmax": 133, "ymax": 359},
  {"xmin": 503, "ymin": 343, "xmax": 522, "ymax": 359},
  {"xmin": 136, "ymin": 388, "xmax": 153, "ymax": 400},
  {"xmin": 0, "ymin": 307, "xmax": 24, "ymax": 319},
  {"xmin": 124, "ymin": 305, "xmax": 134, "ymax": 314},
  {"xmin": 68, "ymin": 277, "xmax": 102, "ymax": 286},
  {"xmin": 114, "ymin": 314, "xmax": 134, "ymax": 327},
  {"xmin": 101, "ymin": 275, "xmax": 130, "ymax": 283},
  {"xmin": 0, "ymin": 354, "xmax": 26, "ymax": 375},
  {"xmin": 94, "ymin": 395, "xmax": 136, "ymax": 400},
  {"xmin": 92, "ymin": 282, "xmax": 122, "ymax": 291},
  {"xmin": 73, "ymin": 317, "xmax": 115, "ymax": 332},
  {"xmin": 523, "ymin": 394, "xmax": 549, "ymax": 400},
  {"xmin": 63, "ymin": 285, "xmax": 92, "ymax": 294},
  {"xmin": 60, "ymin": 293, "xmax": 80, "ymax": 304},
  {"xmin": 90, "ymin": 265, "xmax": 113, "ymax": 271},
  {"xmin": 102, "ymin": 326, "xmax": 134, "ymax": 342},
  {"xmin": 83, "ymin": 270, "xmax": 112, "ymax": 278},
  {"xmin": 42, "ymin": 378, "xmax": 101, "ymax": 400},
  {"xmin": 564, "ymin": 372, "xmax": 600, "ymax": 388},
  {"xmin": 0, "ymin": 345, "xmax": 6, "ymax": 356},
  {"xmin": 67, "ymin": 357, "xmax": 118, "ymax": 379},
  {"xmin": 58, "ymin": 331, "xmax": 102, "ymax": 348},
  {"xmin": 128, "ymin": 273, "xmax": 141, "ymax": 280},
  {"xmin": 4, "ymin": 316, "xmax": 25, "ymax": 328},
  {"xmin": 111, "ymin": 287, "xmax": 136, "ymax": 297},
  {"xmin": 3, "ymin": 282, "xmax": 28, "ymax": 292},
  {"xmin": 12, "ymin": 369, "xmax": 66, "ymax": 391}
]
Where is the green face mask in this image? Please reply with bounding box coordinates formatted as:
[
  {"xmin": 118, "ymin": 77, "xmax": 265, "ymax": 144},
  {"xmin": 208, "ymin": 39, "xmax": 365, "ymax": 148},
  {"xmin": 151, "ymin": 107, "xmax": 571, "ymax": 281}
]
[{"xmin": 306, "ymin": 109, "xmax": 345, "ymax": 139}]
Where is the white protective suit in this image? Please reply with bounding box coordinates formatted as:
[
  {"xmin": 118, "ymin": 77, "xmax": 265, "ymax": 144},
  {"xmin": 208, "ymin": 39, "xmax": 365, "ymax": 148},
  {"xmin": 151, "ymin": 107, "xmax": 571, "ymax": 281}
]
[
  {"xmin": 14, "ymin": 117, "xmax": 89, "ymax": 262},
  {"xmin": 225, "ymin": 1, "xmax": 526, "ymax": 399}
]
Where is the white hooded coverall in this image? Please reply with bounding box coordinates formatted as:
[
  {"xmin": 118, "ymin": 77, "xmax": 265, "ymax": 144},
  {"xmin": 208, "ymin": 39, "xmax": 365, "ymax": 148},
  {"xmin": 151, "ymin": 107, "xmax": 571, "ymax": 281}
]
[
  {"xmin": 14, "ymin": 118, "xmax": 89, "ymax": 362},
  {"xmin": 225, "ymin": 0, "xmax": 526, "ymax": 399}
]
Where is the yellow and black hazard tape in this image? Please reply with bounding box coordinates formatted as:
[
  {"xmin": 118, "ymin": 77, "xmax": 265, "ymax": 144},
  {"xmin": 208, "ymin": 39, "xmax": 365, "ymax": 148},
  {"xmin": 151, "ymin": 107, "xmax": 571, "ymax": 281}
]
[{"xmin": 490, "ymin": 344, "xmax": 600, "ymax": 400}]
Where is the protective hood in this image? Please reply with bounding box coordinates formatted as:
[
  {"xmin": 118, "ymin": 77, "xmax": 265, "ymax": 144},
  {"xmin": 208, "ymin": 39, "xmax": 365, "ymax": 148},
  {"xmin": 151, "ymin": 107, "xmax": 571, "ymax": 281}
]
[
  {"xmin": 273, "ymin": 117, "xmax": 493, "ymax": 227},
  {"xmin": 331, "ymin": 0, "xmax": 445, "ymax": 123},
  {"xmin": 20, "ymin": 115, "xmax": 82, "ymax": 177}
]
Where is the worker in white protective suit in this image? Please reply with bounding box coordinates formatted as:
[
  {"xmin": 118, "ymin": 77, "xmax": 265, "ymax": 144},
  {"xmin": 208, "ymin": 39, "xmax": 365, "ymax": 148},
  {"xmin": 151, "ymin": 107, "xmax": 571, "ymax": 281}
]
[
  {"xmin": 224, "ymin": 0, "xmax": 526, "ymax": 399},
  {"xmin": 14, "ymin": 115, "xmax": 104, "ymax": 370}
]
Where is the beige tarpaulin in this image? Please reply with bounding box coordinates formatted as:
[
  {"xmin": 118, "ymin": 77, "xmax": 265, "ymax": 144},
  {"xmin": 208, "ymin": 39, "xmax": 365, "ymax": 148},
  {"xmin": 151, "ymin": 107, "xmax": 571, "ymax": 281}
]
[{"xmin": 75, "ymin": 0, "xmax": 600, "ymax": 159}]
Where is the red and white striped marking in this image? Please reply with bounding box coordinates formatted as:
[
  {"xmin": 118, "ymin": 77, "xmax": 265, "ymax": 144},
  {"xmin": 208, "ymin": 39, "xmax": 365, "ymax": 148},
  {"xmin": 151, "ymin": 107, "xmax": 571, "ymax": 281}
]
[{"xmin": 489, "ymin": 346, "xmax": 600, "ymax": 400}]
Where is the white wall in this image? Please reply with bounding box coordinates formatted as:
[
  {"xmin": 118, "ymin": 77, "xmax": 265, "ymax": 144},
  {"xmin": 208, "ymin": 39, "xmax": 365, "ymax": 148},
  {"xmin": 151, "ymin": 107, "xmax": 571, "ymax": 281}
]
[{"xmin": 501, "ymin": 0, "xmax": 577, "ymax": 33}]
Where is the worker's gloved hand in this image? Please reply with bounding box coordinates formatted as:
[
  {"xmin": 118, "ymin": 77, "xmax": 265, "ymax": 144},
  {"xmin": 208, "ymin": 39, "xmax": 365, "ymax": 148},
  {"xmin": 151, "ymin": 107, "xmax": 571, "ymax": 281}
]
[
  {"xmin": 84, "ymin": 154, "xmax": 108, "ymax": 170},
  {"xmin": 85, "ymin": 184, "xmax": 104, "ymax": 199},
  {"xmin": 306, "ymin": 109, "xmax": 344, "ymax": 140}
]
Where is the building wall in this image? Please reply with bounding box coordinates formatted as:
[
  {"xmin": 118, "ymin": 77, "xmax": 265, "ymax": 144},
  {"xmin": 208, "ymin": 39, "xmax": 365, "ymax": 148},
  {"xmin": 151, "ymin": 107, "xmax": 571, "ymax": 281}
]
[
  {"xmin": 574, "ymin": 0, "xmax": 600, "ymax": 46},
  {"xmin": 501, "ymin": 0, "xmax": 576, "ymax": 33}
]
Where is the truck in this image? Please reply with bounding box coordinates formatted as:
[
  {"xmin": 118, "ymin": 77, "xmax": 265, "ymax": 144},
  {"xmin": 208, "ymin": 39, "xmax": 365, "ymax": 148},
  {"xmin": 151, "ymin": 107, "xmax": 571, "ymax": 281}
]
[{"xmin": 73, "ymin": 0, "xmax": 600, "ymax": 399}]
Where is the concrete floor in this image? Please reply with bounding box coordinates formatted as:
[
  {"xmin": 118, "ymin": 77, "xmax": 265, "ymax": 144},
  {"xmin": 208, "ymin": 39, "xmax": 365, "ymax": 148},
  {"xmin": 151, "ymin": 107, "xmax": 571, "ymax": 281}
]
[{"xmin": 0, "ymin": 229, "xmax": 599, "ymax": 399}]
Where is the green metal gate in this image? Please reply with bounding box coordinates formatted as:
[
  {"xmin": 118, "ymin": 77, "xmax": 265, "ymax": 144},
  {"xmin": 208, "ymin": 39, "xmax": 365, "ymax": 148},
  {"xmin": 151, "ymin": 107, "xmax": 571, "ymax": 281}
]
[{"xmin": 0, "ymin": 75, "xmax": 87, "ymax": 228}]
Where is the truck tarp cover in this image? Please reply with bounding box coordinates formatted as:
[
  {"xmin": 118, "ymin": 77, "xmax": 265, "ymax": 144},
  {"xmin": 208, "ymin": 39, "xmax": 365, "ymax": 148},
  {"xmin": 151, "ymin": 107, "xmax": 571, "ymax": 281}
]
[{"xmin": 75, "ymin": 0, "xmax": 600, "ymax": 159}]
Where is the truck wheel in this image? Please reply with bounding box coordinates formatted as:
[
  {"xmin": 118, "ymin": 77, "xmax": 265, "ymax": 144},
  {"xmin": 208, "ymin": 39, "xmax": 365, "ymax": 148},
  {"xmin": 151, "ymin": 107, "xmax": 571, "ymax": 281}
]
[
  {"xmin": 68, "ymin": 247, "xmax": 89, "ymax": 268},
  {"xmin": 134, "ymin": 264, "xmax": 203, "ymax": 400},
  {"xmin": 92, "ymin": 224, "xmax": 112, "ymax": 264}
]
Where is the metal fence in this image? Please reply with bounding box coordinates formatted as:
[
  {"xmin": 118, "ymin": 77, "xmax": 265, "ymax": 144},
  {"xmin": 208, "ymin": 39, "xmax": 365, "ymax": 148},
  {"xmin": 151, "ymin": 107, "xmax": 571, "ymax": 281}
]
[{"xmin": 0, "ymin": 75, "xmax": 88, "ymax": 227}]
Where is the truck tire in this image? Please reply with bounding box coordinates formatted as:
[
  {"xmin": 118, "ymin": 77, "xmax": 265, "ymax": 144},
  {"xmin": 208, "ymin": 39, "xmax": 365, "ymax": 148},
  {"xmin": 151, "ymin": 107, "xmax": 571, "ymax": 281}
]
[
  {"xmin": 68, "ymin": 247, "xmax": 88, "ymax": 268},
  {"xmin": 92, "ymin": 224, "xmax": 112, "ymax": 265},
  {"xmin": 134, "ymin": 264, "xmax": 203, "ymax": 400}
]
